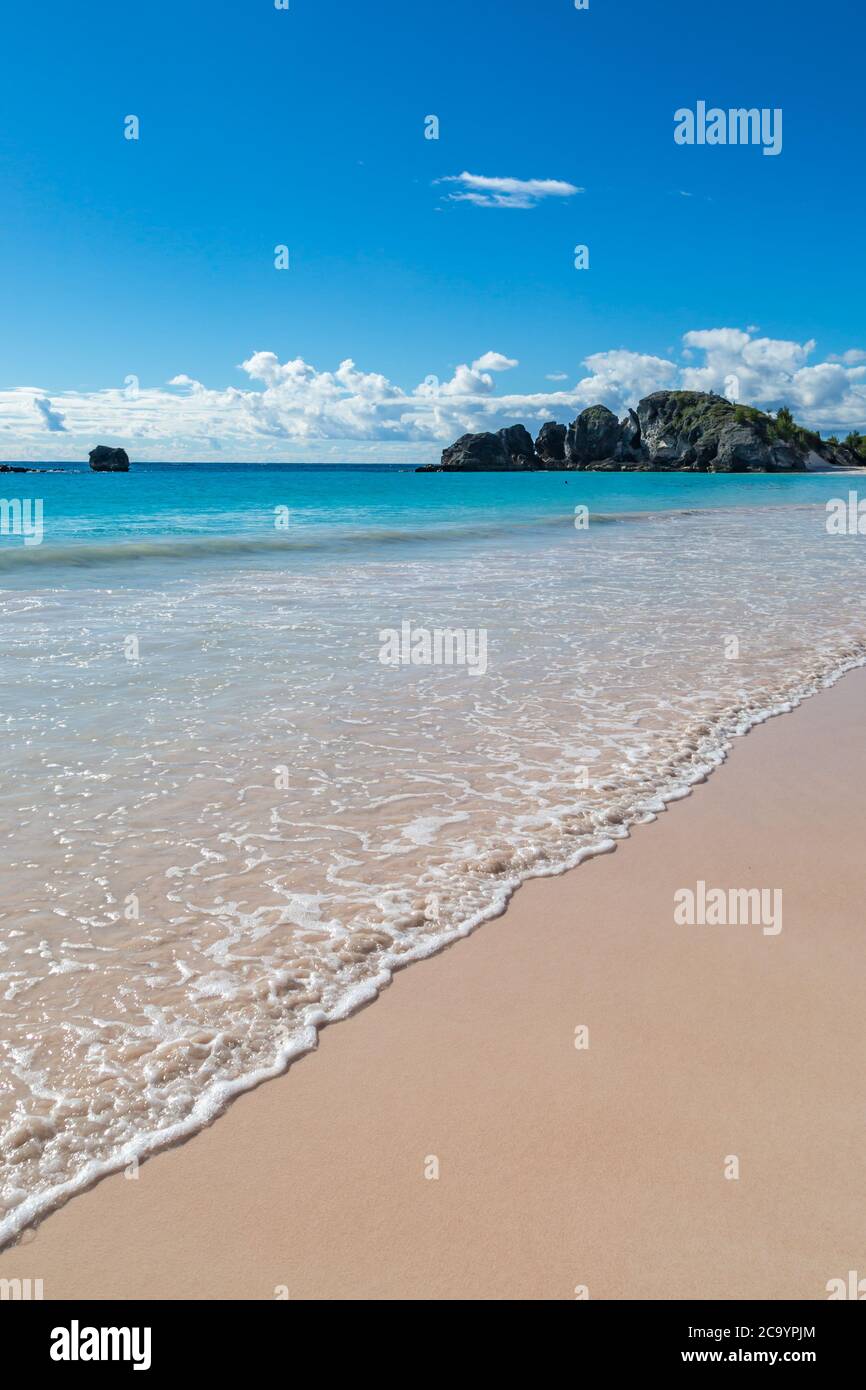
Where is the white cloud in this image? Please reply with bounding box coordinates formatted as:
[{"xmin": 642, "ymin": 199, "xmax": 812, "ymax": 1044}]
[
  {"xmin": 2, "ymin": 329, "xmax": 864, "ymax": 463},
  {"xmin": 33, "ymin": 395, "xmax": 67, "ymax": 432},
  {"xmin": 546, "ymin": 372, "xmax": 569, "ymax": 381},
  {"xmin": 575, "ymin": 349, "xmax": 678, "ymax": 413},
  {"xmin": 435, "ymin": 171, "xmax": 582, "ymax": 209},
  {"xmin": 471, "ymin": 351, "xmax": 518, "ymax": 373},
  {"xmin": 678, "ymin": 327, "xmax": 866, "ymax": 426},
  {"xmin": 828, "ymin": 348, "xmax": 866, "ymax": 365}
]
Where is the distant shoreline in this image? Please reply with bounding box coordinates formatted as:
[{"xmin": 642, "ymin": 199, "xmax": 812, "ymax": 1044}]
[{"xmin": 3, "ymin": 460, "xmax": 866, "ymax": 474}]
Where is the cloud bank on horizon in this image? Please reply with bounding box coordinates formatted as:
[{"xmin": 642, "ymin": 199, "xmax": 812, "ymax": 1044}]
[{"xmin": 1, "ymin": 328, "xmax": 864, "ymax": 463}]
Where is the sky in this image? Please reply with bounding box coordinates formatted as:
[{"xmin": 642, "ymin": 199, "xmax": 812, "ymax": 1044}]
[{"xmin": 1, "ymin": 0, "xmax": 864, "ymax": 462}]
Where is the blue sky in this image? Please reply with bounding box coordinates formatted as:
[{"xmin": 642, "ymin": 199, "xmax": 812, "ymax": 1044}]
[{"xmin": 1, "ymin": 0, "xmax": 864, "ymax": 460}]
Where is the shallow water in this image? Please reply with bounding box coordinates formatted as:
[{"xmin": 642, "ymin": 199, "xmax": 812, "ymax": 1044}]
[{"xmin": 1, "ymin": 464, "xmax": 865, "ymax": 1242}]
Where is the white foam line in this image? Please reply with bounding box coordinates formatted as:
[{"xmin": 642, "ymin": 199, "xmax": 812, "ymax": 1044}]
[{"xmin": 2, "ymin": 647, "xmax": 865, "ymax": 1251}]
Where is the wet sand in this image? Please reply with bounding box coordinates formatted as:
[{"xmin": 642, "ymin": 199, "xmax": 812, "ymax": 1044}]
[{"xmin": 2, "ymin": 667, "xmax": 865, "ymax": 1300}]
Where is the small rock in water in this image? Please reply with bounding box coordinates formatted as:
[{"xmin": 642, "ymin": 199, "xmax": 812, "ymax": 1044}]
[{"xmin": 89, "ymin": 445, "xmax": 130, "ymax": 472}]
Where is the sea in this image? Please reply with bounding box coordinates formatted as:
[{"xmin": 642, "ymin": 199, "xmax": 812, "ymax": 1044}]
[{"xmin": 1, "ymin": 461, "xmax": 864, "ymax": 1243}]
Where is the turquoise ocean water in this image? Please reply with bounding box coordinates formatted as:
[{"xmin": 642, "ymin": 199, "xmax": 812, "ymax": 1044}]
[{"xmin": 0, "ymin": 461, "xmax": 862, "ymax": 560}]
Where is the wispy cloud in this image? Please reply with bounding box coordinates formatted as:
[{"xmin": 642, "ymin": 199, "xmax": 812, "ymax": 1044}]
[
  {"xmin": 2, "ymin": 330, "xmax": 864, "ymax": 462},
  {"xmin": 435, "ymin": 171, "xmax": 582, "ymax": 209},
  {"xmin": 828, "ymin": 348, "xmax": 866, "ymax": 365}
]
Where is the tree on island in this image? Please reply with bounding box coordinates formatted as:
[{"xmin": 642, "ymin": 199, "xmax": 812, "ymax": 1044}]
[{"xmin": 844, "ymin": 432, "xmax": 866, "ymax": 461}]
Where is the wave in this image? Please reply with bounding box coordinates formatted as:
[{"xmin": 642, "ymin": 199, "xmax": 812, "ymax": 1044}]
[
  {"xmin": 1, "ymin": 643, "xmax": 864, "ymax": 1251},
  {"xmin": 0, "ymin": 502, "xmax": 819, "ymax": 572}
]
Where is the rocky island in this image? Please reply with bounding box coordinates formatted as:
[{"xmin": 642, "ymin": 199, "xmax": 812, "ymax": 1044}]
[
  {"xmin": 89, "ymin": 445, "xmax": 130, "ymax": 472},
  {"xmin": 420, "ymin": 391, "xmax": 864, "ymax": 473}
]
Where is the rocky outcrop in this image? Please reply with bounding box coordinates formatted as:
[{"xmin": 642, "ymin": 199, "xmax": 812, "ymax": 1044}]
[
  {"xmin": 431, "ymin": 424, "xmax": 536, "ymax": 472},
  {"xmin": 565, "ymin": 405, "xmax": 625, "ymax": 466},
  {"xmin": 421, "ymin": 392, "xmax": 862, "ymax": 472},
  {"xmin": 534, "ymin": 421, "xmax": 567, "ymax": 465},
  {"xmin": 89, "ymin": 445, "xmax": 130, "ymax": 472},
  {"xmin": 621, "ymin": 408, "xmax": 641, "ymax": 454},
  {"xmin": 634, "ymin": 392, "xmax": 855, "ymax": 472},
  {"xmin": 635, "ymin": 392, "xmax": 768, "ymax": 470},
  {"xmin": 498, "ymin": 424, "xmax": 536, "ymax": 468}
]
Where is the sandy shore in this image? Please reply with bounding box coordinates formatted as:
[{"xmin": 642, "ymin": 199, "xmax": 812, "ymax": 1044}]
[{"xmin": 3, "ymin": 668, "xmax": 866, "ymax": 1300}]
